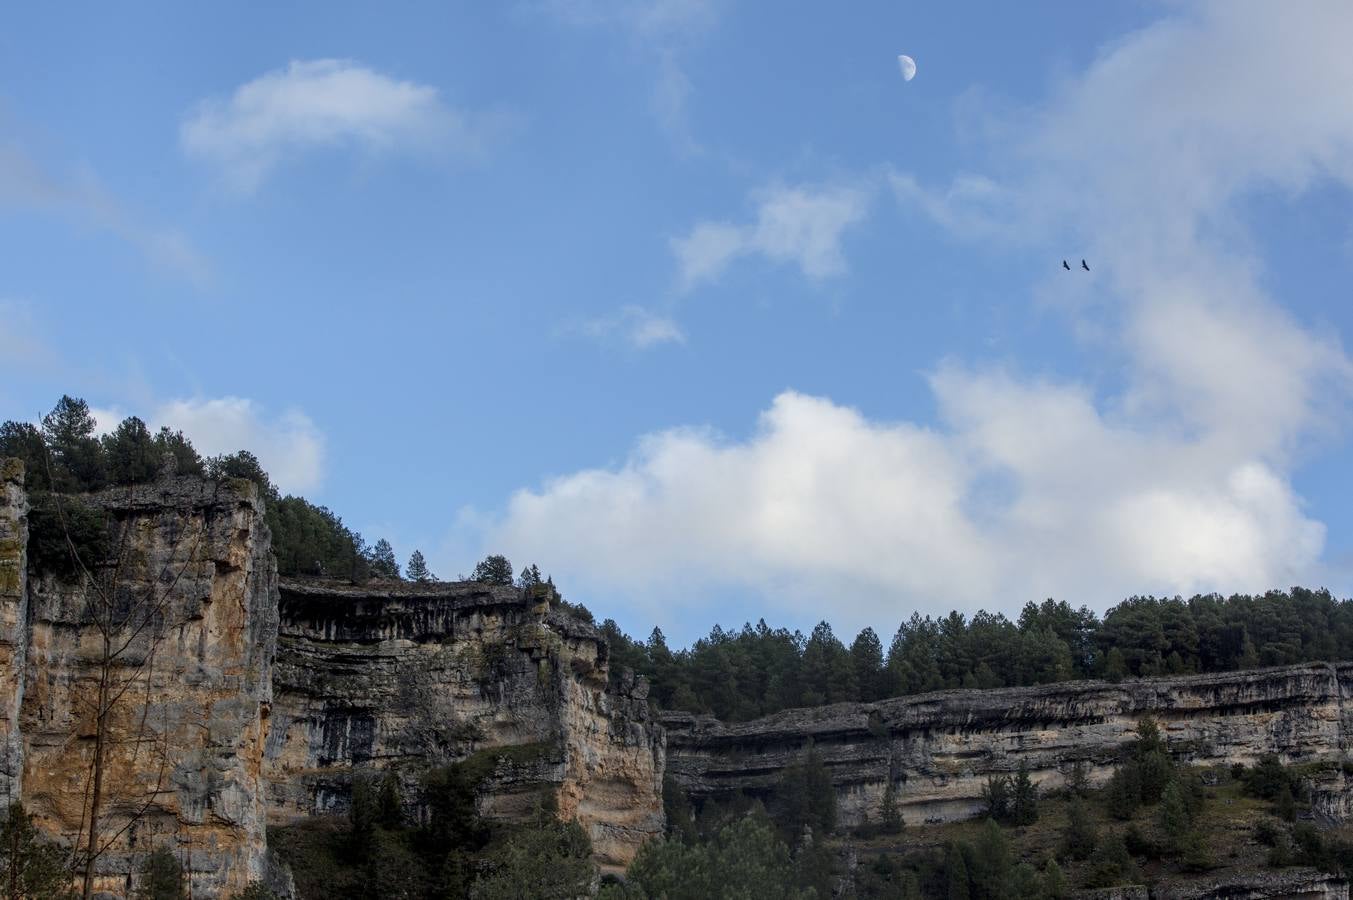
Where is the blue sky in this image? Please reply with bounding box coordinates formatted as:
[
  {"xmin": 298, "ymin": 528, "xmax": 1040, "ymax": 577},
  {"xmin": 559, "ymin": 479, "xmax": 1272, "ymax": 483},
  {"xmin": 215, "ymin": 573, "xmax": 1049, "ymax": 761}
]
[{"xmin": 3, "ymin": 1, "xmax": 1352, "ymax": 645}]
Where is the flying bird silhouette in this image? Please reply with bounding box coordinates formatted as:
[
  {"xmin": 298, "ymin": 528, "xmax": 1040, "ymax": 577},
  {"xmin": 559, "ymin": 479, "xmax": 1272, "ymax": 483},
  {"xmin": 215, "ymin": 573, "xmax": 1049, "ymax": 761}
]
[
  {"xmin": 1081, "ymin": 259, "xmax": 1090, "ymax": 271},
  {"xmin": 1062, "ymin": 260, "xmax": 1070, "ymax": 270}
]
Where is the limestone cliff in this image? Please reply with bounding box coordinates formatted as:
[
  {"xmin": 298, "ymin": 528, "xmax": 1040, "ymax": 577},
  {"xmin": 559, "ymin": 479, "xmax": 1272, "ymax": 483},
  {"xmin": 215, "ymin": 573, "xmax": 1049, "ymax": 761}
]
[
  {"xmin": 664, "ymin": 662, "xmax": 1353, "ymax": 828},
  {"xmin": 1, "ymin": 458, "xmax": 30, "ymax": 810},
  {"xmin": 8, "ymin": 465, "xmax": 278, "ymax": 897},
  {"xmin": 263, "ymin": 578, "xmax": 665, "ymax": 873}
]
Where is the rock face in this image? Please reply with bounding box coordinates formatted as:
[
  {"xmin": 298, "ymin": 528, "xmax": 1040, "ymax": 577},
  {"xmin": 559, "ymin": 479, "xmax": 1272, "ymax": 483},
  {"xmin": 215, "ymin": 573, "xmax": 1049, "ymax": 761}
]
[
  {"xmin": 0, "ymin": 459, "xmax": 30, "ymax": 809},
  {"xmin": 263, "ymin": 578, "xmax": 665, "ymax": 874},
  {"xmin": 1148, "ymin": 867, "xmax": 1349, "ymax": 899},
  {"xmin": 10, "ymin": 468, "xmax": 278, "ymax": 897},
  {"xmin": 3, "ymin": 463, "xmax": 663, "ymax": 895},
  {"xmin": 664, "ymin": 662, "xmax": 1353, "ymax": 828}
]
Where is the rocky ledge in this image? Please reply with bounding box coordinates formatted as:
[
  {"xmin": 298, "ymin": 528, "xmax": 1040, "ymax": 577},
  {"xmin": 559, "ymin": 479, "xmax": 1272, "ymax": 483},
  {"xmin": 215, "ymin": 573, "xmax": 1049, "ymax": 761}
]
[
  {"xmin": 664, "ymin": 662, "xmax": 1353, "ymax": 828},
  {"xmin": 263, "ymin": 577, "xmax": 665, "ymax": 874}
]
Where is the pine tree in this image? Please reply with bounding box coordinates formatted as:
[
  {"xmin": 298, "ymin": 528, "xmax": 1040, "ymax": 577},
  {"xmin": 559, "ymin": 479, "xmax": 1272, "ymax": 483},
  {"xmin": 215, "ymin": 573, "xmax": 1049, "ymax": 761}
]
[
  {"xmin": 135, "ymin": 848, "xmax": 184, "ymax": 900},
  {"xmin": 1066, "ymin": 759, "xmax": 1090, "ymax": 797},
  {"xmin": 370, "ymin": 539, "xmax": 399, "ymax": 579},
  {"xmin": 1158, "ymin": 780, "xmax": 1192, "ymax": 852},
  {"xmin": 1, "ymin": 802, "xmax": 71, "ymax": 900},
  {"xmin": 944, "ymin": 843, "xmax": 970, "ymax": 900},
  {"xmin": 1011, "ymin": 760, "xmax": 1038, "ymax": 825},
  {"xmin": 981, "ymin": 775, "xmax": 1010, "ymax": 822},
  {"xmin": 151, "ymin": 427, "xmax": 204, "ymax": 477},
  {"xmin": 1061, "ymin": 795, "xmax": 1097, "ymax": 860},
  {"xmin": 470, "ymin": 554, "xmax": 514, "ymax": 586},
  {"xmin": 41, "ymin": 394, "xmax": 107, "ymax": 492},
  {"xmin": 376, "ymin": 771, "xmax": 402, "ymax": 829},
  {"xmin": 103, "ymin": 416, "xmax": 159, "ymax": 485},
  {"xmin": 406, "ymin": 550, "xmax": 433, "ymax": 582},
  {"xmin": 880, "ymin": 775, "xmax": 903, "ymax": 834},
  {"xmin": 1042, "ymin": 859, "xmax": 1068, "ymax": 899},
  {"xmin": 849, "ymin": 627, "xmax": 885, "ymax": 701},
  {"xmin": 517, "ymin": 564, "xmax": 543, "ymax": 589}
]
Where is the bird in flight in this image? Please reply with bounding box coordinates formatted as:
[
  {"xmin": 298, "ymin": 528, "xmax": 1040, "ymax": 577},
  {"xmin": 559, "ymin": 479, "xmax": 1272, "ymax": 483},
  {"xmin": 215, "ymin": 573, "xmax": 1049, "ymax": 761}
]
[
  {"xmin": 1081, "ymin": 259, "xmax": 1090, "ymax": 271},
  {"xmin": 1062, "ymin": 260, "xmax": 1070, "ymax": 270}
]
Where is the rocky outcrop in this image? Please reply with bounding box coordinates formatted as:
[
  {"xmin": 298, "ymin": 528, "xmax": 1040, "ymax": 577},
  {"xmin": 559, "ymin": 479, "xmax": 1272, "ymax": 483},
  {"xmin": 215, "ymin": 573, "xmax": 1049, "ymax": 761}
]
[
  {"xmin": 1069, "ymin": 870, "xmax": 1350, "ymax": 899},
  {"xmin": 0, "ymin": 459, "xmax": 29, "ymax": 809},
  {"xmin": 263, "ymin": 579, "xmax": 664, "ymax": 874},
  {"xmin": 664, "ymin": 663, "xmax": 1353, "ymax": 828},
  {"xmin": 13, "ymin": 469, "xmax": 278, "ymax": 897},
  {"xmin": 1149, "ymin": 867, "xmax": 1349, "ymax": 899}
]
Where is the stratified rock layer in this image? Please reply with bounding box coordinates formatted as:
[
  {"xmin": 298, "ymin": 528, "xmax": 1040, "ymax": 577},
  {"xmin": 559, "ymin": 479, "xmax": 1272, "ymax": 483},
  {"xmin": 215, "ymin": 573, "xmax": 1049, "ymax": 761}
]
[
  {"xmin": 263, "ymin": 579, "xmax": 664, "ymax": 873},
  {"xmin": 664, "ymin": 662, "xmax": 1353, "ymax": 827},
  {"xmin": 16, "ymin": 472, "xmax": 278, "ymax": 898}
]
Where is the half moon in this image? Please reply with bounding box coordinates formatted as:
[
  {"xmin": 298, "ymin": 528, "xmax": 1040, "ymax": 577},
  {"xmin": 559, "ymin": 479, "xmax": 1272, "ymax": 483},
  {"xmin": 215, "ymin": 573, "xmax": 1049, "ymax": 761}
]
[{"xmin": 897, "ymin": 54, "xmax": 916, "ymax": 82}]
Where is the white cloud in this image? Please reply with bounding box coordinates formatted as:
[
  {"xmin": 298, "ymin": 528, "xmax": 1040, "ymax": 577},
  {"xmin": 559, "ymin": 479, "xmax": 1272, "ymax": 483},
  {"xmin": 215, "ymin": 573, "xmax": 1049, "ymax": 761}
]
[
  {"xmin": 181, "ymin": 59, "xmax": 511, "ymax": 192},
  {"xmin": 0, "ymin": 143, "xmax": 209, "ymax": 283},
  {"xmin": 153, "ymin": 398, "xmax": 325, "ymax": 494},
  {"xmin": 579, "ymin": 305, "xmax": 685, "ymax": 349},
  {"xmin": 474, "ymin": 1, "xmax": 1353, "ymax": 634},
  {"xmin": 672, "ymin": 183, "xmax": 873, "ymax": 288},
  {"xmin": 483, "ymin": 382, "xmax": 1324, "ymax": 633}
]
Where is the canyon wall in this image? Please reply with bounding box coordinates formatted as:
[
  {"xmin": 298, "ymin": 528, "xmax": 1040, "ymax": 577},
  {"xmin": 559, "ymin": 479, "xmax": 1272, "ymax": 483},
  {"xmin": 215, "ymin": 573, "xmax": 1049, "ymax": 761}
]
[
  {"xmin": 664, "ymin": 662, "xmax": 1353, "ymax": 828},
  {"xmin": 262, "ymin": 578, "xmax": 665, "ymax": 874},
  {"xmin": 5, "ymin": 464, "xmax": 279, "ymax": 897},
  {"xmin": 3, "ymin": 462, "xmax": 664, "ymax": 895}
]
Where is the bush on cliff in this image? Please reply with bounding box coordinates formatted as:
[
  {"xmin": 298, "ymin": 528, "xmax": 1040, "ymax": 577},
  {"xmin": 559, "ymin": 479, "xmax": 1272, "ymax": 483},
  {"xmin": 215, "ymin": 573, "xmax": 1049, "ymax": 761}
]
[
  {"xmin": 135, "ymin": 848, "xmax": 184, "ymax": 900},
  {"xmin": 0, "ymin": 802, "xmax": 70, "ymax": 900}
]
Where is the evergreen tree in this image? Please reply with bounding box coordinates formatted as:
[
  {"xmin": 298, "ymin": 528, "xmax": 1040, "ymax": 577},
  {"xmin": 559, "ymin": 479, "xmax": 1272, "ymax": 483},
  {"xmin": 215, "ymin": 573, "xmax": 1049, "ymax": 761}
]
[
  {"xmin": 1, "ymin": 802, "xmax": 70, "ymax": 900},
  {"xmin": 41, "ymin": 395, "xmax": 106, "ymax": 492},
  {"xmin": 1105, "ymin": 765, "xmax": 1141, "ymax": 820},
  {"xmin": 377, "ymin": 772, "xmax": 402, "ymax": 829},
  {"xmin": 981, "ymin": 775, "xmax": 1010, "ymax": 822},
  {"xmin": 944, "ymin": 842, "xmax": 970, "ymax": 900},
  {"xmin": 849, "ymin": 627, "xmax": 886, "ymax": 701},
  {"xmin": 470, "ymin": 554, "xmax": 514, "ymax": 586},
  {"xmin": 0, "ymin": 422, "xmax": 53, "ymax": 492},
  {"xmin": 206, "ymin": 451, "xmax": 278, "ymax": 502},
  {"xmin": 1133, "ymin": 717, "xmax": 1173, "ymax": 803},
  {"xmin": 103, "ymin": 416, "xmax": 159, "ymax": 485},
  {"xmin": 135, "ymin": 848, "xmax": 184, "ymax": 900},
  {"xmin": 370, "ymin": 539, "xmax": 400, "ymax": 579},
  {"xmin": 1066, "ymin": 759, "xmax": 1090, "ymax": 797},
  {"xmin": 406, "ymin": 550, "xmax": 433, "ymax": 582},
  {"xmin": 776, "ymin": 742, "xmax": 836, "ymax": 838},
  {"xmin": 1158, "ymin": 780, "xmax": 1192, "ymax": 852},
  {"xmin": 517, "ymin": 564, "xmax": 543, "ymax": 589},
  {"xmin": 151, "ymin": 428, "xmax": 203, "ymax": 477},
  {"xmin": 1062, "ymin": 795, "xmax": 1098, "ymax": 860},
  {"xmin": 1011, "ymin": 760, "xmax": 1038, "ymax": 825},
  {"xmin": 1010, "ymin": 862, "xmax": 1041, "ymax": 900},
  {"xmin": 470, "ymin": 819, "xmax": 594, "ymax": 900},
  {"xmin": 1085, "ymin": 833, "xmax": 1138, "ymax": 889},
  {"xmin": 1043, "ymin": 859, "xmax": 1068, "ymax": 899},
  {"xmin": 880, "ymin": 775, "xmax": 903, "ymax": 834}
]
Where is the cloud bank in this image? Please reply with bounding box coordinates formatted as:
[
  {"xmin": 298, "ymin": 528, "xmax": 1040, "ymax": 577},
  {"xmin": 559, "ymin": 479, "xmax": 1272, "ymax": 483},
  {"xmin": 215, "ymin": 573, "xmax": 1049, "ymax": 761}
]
[{"xmin": 181, "ymin": 59, "xmax": 510, "ymax": 192}]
